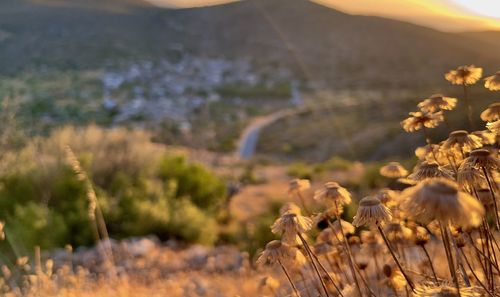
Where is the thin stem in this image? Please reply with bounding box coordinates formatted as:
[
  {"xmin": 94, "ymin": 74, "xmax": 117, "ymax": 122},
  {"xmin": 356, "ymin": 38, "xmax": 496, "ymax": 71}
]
[
  {"xmin": 298, "ymin": 233, "xmax": 331, "ymax": 297},
  {"xmin": 332, "ymin": 203, "xmax": 363, "ymax": 297},
  {"xmin": 279, "ymin": 260, "xmax": 302, "ymax": 297},
  {"xmin": 377, "ymin": 224, "xmax": 415, "ymax": 291},
  {"xmin": 483, "ymin": 167, "xmax": 500, "ymax": 230},
  {"xmin": 420, "ymin": 245, "xmax": 438, "ymax": 282},
  {"xmin": 460, "ymin": 248, "xmax": 495, "ymax": 297},
  {"xmin": 439, "ymin": 222, "xmax": 461, "ymax": 297}
]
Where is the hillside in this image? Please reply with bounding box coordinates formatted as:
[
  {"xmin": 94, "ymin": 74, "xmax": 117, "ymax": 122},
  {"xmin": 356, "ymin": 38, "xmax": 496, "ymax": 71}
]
[{"xmin": 0, "ymin": 0, "xmax": 499, "ymax": 88}]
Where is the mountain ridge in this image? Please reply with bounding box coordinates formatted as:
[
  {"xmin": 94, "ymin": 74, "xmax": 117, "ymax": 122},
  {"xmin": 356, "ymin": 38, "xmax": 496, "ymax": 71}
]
[{"xmin": 0, "ymin": 0, "xmax": 499, "ymax": 88}]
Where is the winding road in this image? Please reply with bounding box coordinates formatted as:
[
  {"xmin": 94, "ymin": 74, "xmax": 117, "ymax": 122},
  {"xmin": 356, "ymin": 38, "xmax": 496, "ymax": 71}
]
[{"xmin": 236, "ymin": 108, "xmax": 305, "ymax": 160}]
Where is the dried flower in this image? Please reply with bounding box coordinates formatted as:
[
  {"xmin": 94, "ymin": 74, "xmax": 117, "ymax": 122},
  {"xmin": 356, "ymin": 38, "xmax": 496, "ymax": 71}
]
[
  {"xmin": 380, "ymin": 162, "xmax": 408, "ymax": 178},
  {"xmin": 401, "ymin": 111, "xmax": 444, "ymax": 132},
  {"xmin": 258, "ymin": 276, "xmax": 280, "ymax": 293},
  {"xmin": 414, "ymin": 226, "xmax": 430, "ymax": 246},
  {"xmin": 288, "ymin": 178, "xmax": 310, "ymax": 194},
  {"xmin": 418, "ymin": 94, "xmax": 457, "ymax": 112},
  {"xmin": 408, "ymin": 161, "xmax": 454, "ymax": 181},
  {"xmin": 484, "ymin": 71, "xmax": 500, "ymax": 91},
  {"xmin": 480, "ymin": 102, "xmax": 500, "ymax": 122},
  {"xmin": 383, "ymin": 264, "xmax": 407, "ymax": 290},
  {"xmin": 329, "ymin": 219, "xmax": 356, "ymax": 237},
  {"xmin": 352, "ymin": 197, "xmax": 392, "ymax": 227},
  {"xmin": 471, "ymin": 130, "xmax": 496, "ymax": 145},
  {"xmin": 457, "ymin": 162, "xmax": 486, "ymax": 191},
  {"xmin": 271, "ymin": 213, "xmax": 312, "ymax": 244},
  {"xmin": 401, "ymin": 178, "xmax": 484, "ymax": 227},
  {"xmin": 441, "ymin": 130, "xmax": 482, "ymax": 154},
  {"xmin": 313, "ymin": 181, "xmax": 352, "ymax": 206},
  {"xmin": 445, "ymin": 65, "xmax": 483, "ymax": 85},
  {"xmin": 374, "ymin": 188, "xmax": 399, "ymax": 207},
  {"xmin": 462, "ymin": 149, "xmax": 499, "ymax": 171},
  {"xmin": 256, "ymin": 240, "xmax": 295, "ymax": 266}
]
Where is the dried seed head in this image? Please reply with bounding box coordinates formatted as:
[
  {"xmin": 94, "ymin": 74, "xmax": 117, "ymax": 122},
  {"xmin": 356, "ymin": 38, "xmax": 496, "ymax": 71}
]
[
  {"xmin": 271, "ymin": 213, "xmax": 312, "ymax": 245},
  {"xmin": 256, "ymin": 240, "xmax": 295, "ymax": 266},
  {"xmin": 380, "ymin": 162, "xmax": 408, "ymax": 178},
  {"xmin": 352, "ymin": 197, "xmax": 392, "ymax": 227},
  {"xmin": 441, "ymin": 130, "xmax": 483, "ymax": 154},
  {"xmin": 313, "ymin": 181, "xmax": 352, "ymax": 206},
  {"xmin": 414, "ymin": 226, "xmax": 430, "ymax": 246},
  {"xmin": 445, "ymin": 65, "xmax": 483, "ymax": 85},
  {"xmin": 288, "ymin": 178, "xmax": 310, "ymax": 194},
  {"xmin": 463, "ymin": 148, "xmax": 499, "ymax": 171},
  {"xmin": 401, "ymin": 178, "xmax": 484, "ymax": 227},
  {"xmin": 418, "ymin": 94, "xmax": 457, "ymax": 113},
  {"xmin": 408, "ymin": 161, "xmax": 454, "ymax": 181},
  {"xmin": 480, "ymin": 102, "xmax": 500, "ymax": 122},
  {"xmin": 401, "ymin": 111, "xmax": 444, "ymax": 132},
  {"xmin": 484, "ymin": 71, "xmax": 500, "ymax": 91}
]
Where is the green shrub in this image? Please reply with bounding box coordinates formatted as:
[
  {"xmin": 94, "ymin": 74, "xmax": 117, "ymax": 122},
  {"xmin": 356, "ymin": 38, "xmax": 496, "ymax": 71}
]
[
  {"xmin": 314, "ymin": 156, "xmax": 353, "ymax": 172},
  {"xmin": 168, "ymin": 199, "xmax": 218, "ymax": 245},
  {"xmin": 158, "ymin": 155, "xmax": 226, "ymax": 210},
  {"xmin": 287, "ymin": 162, "xmax": 313, "ymax": 179},
  {"xmin": 0, "ymin": 126, "xmax": 227, "ymax": 251}
]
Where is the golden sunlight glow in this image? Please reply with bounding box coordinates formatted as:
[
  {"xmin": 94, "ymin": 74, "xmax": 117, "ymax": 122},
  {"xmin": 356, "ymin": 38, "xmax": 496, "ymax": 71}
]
[{"xmin": 450, "ymin": 0, "xmax": 500, "ymax": 19}]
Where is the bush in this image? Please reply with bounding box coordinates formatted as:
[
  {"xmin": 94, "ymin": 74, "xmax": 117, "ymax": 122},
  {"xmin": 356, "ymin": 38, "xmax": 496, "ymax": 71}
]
[
  {"xmin": 168, "ymin": 199, "xmax": 218, "ymax": 245},
  {"xmin": 0, "ymin": 126, "xmax": 227, "ymax": 251},
  {"xmin": 287, "ymin": 162, "xmax": 313, "ymax": 179},
  {"xmin": 314, "ymin": 156, "xmax": 354, "ymax": 172}
]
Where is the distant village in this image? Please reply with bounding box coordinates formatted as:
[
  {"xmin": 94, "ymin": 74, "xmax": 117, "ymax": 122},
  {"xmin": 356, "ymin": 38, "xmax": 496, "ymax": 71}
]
[{"xmin": 101, "ymin": 56, "xmax": 296, "ymax": 132}]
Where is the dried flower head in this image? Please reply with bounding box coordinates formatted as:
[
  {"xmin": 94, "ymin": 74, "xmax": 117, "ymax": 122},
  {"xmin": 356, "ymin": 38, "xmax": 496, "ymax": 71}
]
[
  {"xmin": 414, "ymin": 226, "xmax": 430, "ymax": 246},
  {"xmin": 445, "ymin": 65, "xmax": 483, "ymax": 85},
  {"xmin": 418, "ymin": 94, "xmax": 457, "ymax": 113},
  {"xmin": 352, "ymin": 197, "xmax": 392, "ymax": 227},
  {"xmin": 486, "ymin": 119, "xmax": 500, "ymax": 134},
  {"xmin": 383, "ymin": 264, "xmax": 407, "ymax": 290},
  {"xmin": 408, "ymin": 161, "xmax": 454, "ymax": 181},
  {"xmin": 480, "ymin": 102, "xmax": 500, "ymax": 122},
  {"xmin": 329, "ymin": 219, "xmax": 356, "ymax": 237},
  {"xmin": 401, "ymin": 178, "xmax": 484, "ymax": 227},
  {"xmin": 271, "ymin": 213, "xmax": 312, "ymax": 244},
  {"xmin": 471, "ymin": 130, "xmax": 496, "ymax": 145},
  {"xmin": 258, "ymin": 276, "xmax": 280, "ymax": 293},
  {"xmin": 415, "ymin": 144, "xmax": 449, "ymax": 164},
  {"xmin": 441, "ymin": 130, "xmax": 483, "ymax": 154},
  {"xmin": 384, "ymin": 222, "xmax": 413, "ymax": 242},
  {"xmin": 256, "ymin": 240, "xmax": 295, "ymax": 266},
  {"xmin": 401, "ymin": 111, "xmax": 444, "ymax": 132},
  {"xmin": 484, "ymin": 71, "xmax": 500, "ymax": 91},
  {"xmin": 380, "ymin": 162, "xmax": 408, "ymax": 178},
  {"xmin": 457, "ymin": 162, "xmax": 486, "ymax": 191},
  {"xmin": 313, "ymin": 181, "xmax": 352, "ymax": 206},
  {"xmin": 375, "ymin": 188, "xmax": 399, "ymax": 207},
  {"xmin": 462, "ymin": 149, "xmax": 499, "ymax": 171},
  {"xmin": 288, "ymin": 178, "xmax": 310, "ymax": 194}
]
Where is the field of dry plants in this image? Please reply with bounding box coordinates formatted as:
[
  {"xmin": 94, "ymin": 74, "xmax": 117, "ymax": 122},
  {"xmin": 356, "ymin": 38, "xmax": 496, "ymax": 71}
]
[{"xmin": 0, "ymin": 65, "xmax": 499, "ymax": 297}]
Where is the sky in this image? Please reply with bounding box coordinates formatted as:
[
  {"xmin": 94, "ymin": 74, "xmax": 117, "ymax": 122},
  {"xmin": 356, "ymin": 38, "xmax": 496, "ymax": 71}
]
[{"xmin": 144, "ymin": 0, "xmax": 500, "ymax": 32}]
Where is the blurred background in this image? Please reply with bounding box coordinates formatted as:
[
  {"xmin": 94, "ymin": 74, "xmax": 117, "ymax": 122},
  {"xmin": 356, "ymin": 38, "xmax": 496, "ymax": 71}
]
[{"xmin": 0, "ymin": 0, "xmax": 499, "ymax": 255}]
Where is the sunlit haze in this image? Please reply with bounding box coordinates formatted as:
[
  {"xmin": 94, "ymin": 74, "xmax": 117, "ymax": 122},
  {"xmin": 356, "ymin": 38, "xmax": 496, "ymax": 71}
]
[{"xmin": 145, "ymin": 0, "xmax": 500, "ymax": 31}]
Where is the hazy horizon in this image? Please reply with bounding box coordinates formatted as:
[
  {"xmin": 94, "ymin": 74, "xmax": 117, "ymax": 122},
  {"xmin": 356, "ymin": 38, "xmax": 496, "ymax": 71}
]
[{"xmin": 144, "ymin": 0, "xmax": 500, "ymax": 32}]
